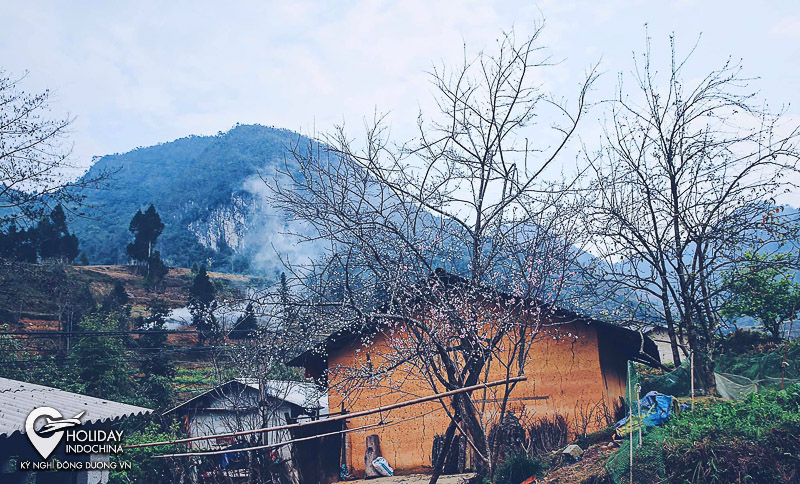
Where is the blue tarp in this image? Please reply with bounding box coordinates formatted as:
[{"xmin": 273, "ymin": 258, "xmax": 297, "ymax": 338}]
[{"xmin": 615, "ymin": 391, "xmax": 676, "ymax": 431}]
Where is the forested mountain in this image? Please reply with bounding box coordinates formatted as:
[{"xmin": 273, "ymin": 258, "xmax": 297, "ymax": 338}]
[{"xmin": 71, "ymin": 124, "xmax": 308, "ymax": 274}]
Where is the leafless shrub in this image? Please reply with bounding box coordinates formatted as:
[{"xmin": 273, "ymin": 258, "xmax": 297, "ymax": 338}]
[{"xmin": 527, "ymin": 414, "xmax": 569, "ymax": 456}]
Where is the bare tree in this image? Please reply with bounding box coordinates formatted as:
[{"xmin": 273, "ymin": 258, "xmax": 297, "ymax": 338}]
[
  {"xmin": 269, "ymin": 27, "xmax": 597, "ymax": 482},
  {"xmin": 205, "ymin": 291, "xmax": 324, "ymax": 483},
  {"xmin": 0, "ymin": 69, "xmax": 111, "ymax": 225},
  {"xmin": 582, "ymin": 33, "xmax": 800, "ymax": 392}
]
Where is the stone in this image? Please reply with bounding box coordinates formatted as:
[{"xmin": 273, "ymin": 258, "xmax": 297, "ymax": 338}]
[{"xmin": 562, "ymin": 444, "xmax": 584, "ymax": 460}]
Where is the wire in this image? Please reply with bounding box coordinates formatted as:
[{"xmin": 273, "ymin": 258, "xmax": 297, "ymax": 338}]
[
  {"xmin": 0, "ymin": 330, "xmax": 198, "ymax": 336},
  {"xmin": 1, "ymin": 345, "xmax": 232, "ymax": 353},
  {"xmin": 0, "ymin": 347, "xmax": 234, "ymax": 365}
]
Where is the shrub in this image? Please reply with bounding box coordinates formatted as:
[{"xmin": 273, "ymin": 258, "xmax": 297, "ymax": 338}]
[
  {"xmin": 714, "ymin": 328, "xmax": 776, "ymax": 355},
  {"xmin": 489, "ymin": 412, "xmax": 527, "ymax": 461},
  {"xmin": 527, "ymin": 414, "xmax": 569, "ymax": 456},
  {"xmin": 657, "ymin": 384, "xmax": 800, "ymax": 483},
  {"xmin": 493, "ymin": 454, "xmax": 544, "ymax": 484},
  {"xmin": 109, "ymin": 420, "xmax": 186, "ymax": 484}
]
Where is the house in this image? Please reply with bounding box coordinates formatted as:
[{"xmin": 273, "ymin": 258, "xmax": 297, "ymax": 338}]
[
  {"xmin": 636, "ymin": 324, "xmax": 689, "ymax": 366},
  {"xmin": 164, "ymin": 379, "xmax": 327, "ymax": 480},
  {"xmin": 289, "ymin": 271, "xmax": 661, "ymax": 477},
  {"xmin": 0, "ymin": 377, "xmax": 151, "ymax": 484}
]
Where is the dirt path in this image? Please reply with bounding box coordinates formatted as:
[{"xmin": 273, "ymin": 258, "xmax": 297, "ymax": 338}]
[{"xmin": 345, "ymin": 473, "xmax": 475, "ymax": 484}]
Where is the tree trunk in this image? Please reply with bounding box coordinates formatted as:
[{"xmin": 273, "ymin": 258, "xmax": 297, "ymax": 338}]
[
  {"xmin": 685, "ymin": 319, "xmax": 716, "ymax": 395},
  {"xmin": 660, "ymin": 294, "xmax": 682, "ymax": 366},
  {"xmin": 429, "ymin": 420, "xmax": 458, "ymax": 484},
  {"xmin": 694, "ymin": 350, "xmax": 716, "ymax": 396},
  {"xmin": 456, "ymin": 394, "xmax": 490, "ymax": 476}
]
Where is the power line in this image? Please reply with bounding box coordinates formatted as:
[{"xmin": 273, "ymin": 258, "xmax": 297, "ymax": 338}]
[
  {"xmin": 1, "ymin": 345, "xmax": 232, "ymax": 353},
  {"xmin": 0, "ymin": 330, "xmax": 198, "ymax": 336},
  {"xmin": 0, "ymin": 330, "xmax": 291, "ymax": 339},
  {"xmin": 0, "ymin": 348, "xmax": 236, "ymax": 365}
]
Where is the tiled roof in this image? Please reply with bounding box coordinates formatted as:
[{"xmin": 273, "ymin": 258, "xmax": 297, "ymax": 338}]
[{"xmin": 0, "ymin": 377, "xmax": 152, "ymax": 438}]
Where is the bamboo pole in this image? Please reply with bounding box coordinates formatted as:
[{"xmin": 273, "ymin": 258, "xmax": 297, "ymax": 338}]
[
  {"xmin": 154, "ymin": 422, "xmax": 384, "ymax": 459},
  {"xmin": 628, "ymin": 364, "xmax": 633, "ymax": 484},
  {"xmin": 125, "ymin": 375, "xmax": 527, "ymax": 449}
]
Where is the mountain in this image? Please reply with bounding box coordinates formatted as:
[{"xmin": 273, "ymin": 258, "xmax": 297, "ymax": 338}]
[{"xmin": 70, "ymin": 124, "xmax": 312, "ymax": 274}]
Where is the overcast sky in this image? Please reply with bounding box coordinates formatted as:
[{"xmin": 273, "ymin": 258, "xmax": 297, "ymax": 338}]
[{"xmin": 2, "ymin": 0, "xmax": 798, "ymax": 178}]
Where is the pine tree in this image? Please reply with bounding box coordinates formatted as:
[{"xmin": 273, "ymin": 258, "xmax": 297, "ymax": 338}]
[
  {"xmin": 0, "ymin": 223, "xmax": 19, "ymax": 259},
  {"xmin": 15, "ymin": 227, "xmax": 38, "ymax": 262},
  {"xmin": 0, "ymin": 205, "xmax": 79, "ymax": 263},
  {"xmin": 229, "ymin": 302, "xmax": 258, "ymax": 339},
  {"xmin": 188, "ymin": 265, "xmax": 217, "ymax": 346},
  {"xmin": 126, "ymin": 204, "xmax": 164, "ymax": 268},
  {"xmin": 103, "ymin": 281, "xmax": 129, "ymax": 311},
  {"xmin": 126, "ymin": 205, "xmax": 169, "ymax": 288},
  {"xmin": 136, "ymin": 298, "xmax": 175, "ymax": 408},
  {"xmin": 145, "ymin": 250, "xmax": 169, "ymax": 290},
  {"xmin": 37, "ymin": 205, "xmax": 79, "ymax": 262}
]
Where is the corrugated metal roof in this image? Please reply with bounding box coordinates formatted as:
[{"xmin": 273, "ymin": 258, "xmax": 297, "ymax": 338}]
[
  {"xmin": 165, "ymin": 379, "xmax": 327, "ymax": 415},
  {"xmin": 235, "ymin": 378, "xmax": 328, "ymax": 410},
  {"xmin": 0, "ymin": 377, "xmax": 152, "ymax": 438}
]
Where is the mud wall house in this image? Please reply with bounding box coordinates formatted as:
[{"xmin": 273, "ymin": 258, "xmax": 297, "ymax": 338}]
[
  {"xmin": 290, "ymin": 287, "xmax": 661, "ymax": 477},
  {"xmin": 0, "ymin": 377, "xmax": 151, "ymax": 484},
  {"xmin": 164, "ymin": 379, "xmax": 327, "ymax": 478}
]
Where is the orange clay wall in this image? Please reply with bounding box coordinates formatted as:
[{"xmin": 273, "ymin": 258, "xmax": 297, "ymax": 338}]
[{"xmin": 326, "ymin": 320, "xmax": 625, "ymax": 477}]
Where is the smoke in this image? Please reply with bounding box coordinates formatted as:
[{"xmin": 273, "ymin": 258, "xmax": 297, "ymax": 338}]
[{"xmin": 239, "ymin": 171, "xmax": 327, "ymax": 276}]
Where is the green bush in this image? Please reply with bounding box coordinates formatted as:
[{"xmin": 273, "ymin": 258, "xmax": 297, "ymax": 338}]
[
  {"xmin": 109, "ymin": 420, "xmax": 186, "ymax": 484},
  {"xmin": 493, "ymin": 455, "xmax": 543, "ymax": 484},
  {"xmin": 714, "ymin": 328, "xmax": 776, "ymax": 355},
  {"xmin": 658, "ymin": 384, "xmax": 800, "ymax": 483}
]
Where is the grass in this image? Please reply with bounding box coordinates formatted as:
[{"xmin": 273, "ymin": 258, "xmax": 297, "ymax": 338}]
[
  {"xmin": 617, "ymin": 383, "xmax": 800, "ymax": 483},
  {"xmin": 172, "ymin": 362, "xmax": 237, "ymax": 400}
]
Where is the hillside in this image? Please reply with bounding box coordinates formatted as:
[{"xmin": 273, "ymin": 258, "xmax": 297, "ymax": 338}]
[
  {"xmin": 0, "ymin": 261, "xmax": 256, "ymax": 402},
  {"xmin": 69, "ymin": 124, "xmax": 309, "ymax": 274},
  {"xmin": 0, "ymin": 261, "xmax": 255, "ymax": 328}
]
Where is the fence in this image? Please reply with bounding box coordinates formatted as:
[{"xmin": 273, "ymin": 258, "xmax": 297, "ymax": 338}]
[
  {"xmin": 605, "ymin": 359, "xmax": 669, "ymax": 484},
  {"xmin": 605, "ymin": 344, "xmax": 800, "ymax": 483}
]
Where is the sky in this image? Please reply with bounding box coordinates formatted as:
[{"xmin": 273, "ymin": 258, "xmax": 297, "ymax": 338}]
[{"xmin": 1, "ymin": 0, "xmax": 799, "ymax": 181}]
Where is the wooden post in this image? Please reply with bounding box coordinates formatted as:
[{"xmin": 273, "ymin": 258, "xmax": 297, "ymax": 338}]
[
  {"xmin": 628, "ymin": 365, "xmax": 633, "ymax": 484},
  {"xmin": 341, "ymin": 403, "xmax": 348, "ymax": 478},
  {"xmin": 364, "ymin": 434, "xmax": 382, "ymax": 478},
  {"xmin": 782, "ymin": 317, "xmax": 794, "ymax": 390},
  {"xmin": 636, "ymin": 383, "xmax": 642, "ymax": 448},
  {"xmin": 690, "ymin": 351, "xmax": 695, "ymax": 411}
]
